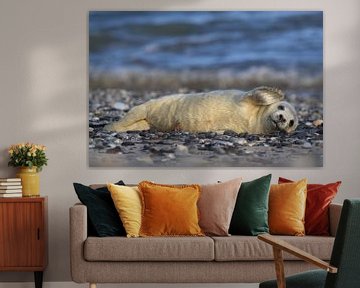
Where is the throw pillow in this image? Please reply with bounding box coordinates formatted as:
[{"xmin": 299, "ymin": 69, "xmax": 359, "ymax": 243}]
[
  {"xmin": 269, "ymin": 179, "xmax": 307, "ymax": 236},
  {"xmin": 139, "ymin": 181, "xmax": 203, "ymax": 237},
  {"xmin": 198, "ymin": 178, "xmax": 242, "ymax": 236},
  {"xmin": 73, "ymin": 181, "xmax": 126, "ymax": 237},
  {"xmin": 107, "ymin": 183, "xmax": 142, "ymax": 238},
  {"xmin": 279, "ymin": 177, "xmax": 341, "ymax": 236},
  {"xmin": 229, "ymin": 174, "xmax": 272, "ymax": 236}
]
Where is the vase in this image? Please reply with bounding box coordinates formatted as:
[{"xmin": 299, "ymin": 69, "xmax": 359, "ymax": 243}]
[{"xmin": 16, "ymin": 167, "xmax": 40, "ymax": 197}]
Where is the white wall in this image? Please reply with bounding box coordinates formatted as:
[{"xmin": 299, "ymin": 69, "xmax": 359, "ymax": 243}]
[{"xmin": 0, "ymin": 0, "xmax": 359, "ymax": 283}]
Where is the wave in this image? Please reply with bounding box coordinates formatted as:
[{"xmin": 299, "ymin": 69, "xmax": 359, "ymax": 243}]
[
  {"xmin": 89, "ymin": 11, "xmax": 323, "ymax": 75},
  {"xmin": 89, "ymin": 67, "xmax": 323, "ymax": 97}
]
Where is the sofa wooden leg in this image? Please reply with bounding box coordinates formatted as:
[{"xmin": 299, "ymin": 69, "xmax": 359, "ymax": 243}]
[{"xmin": 89, "ymin": 283, "xmax": 96, "ymax": 288}]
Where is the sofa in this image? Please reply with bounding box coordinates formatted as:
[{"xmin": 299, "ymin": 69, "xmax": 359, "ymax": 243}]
[{"xmin": 70, "ymin": 201, "xmax": 342, "ymax": 287}]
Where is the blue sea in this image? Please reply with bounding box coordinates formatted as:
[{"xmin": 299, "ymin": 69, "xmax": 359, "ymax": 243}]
[{"xmin": 89, "ymin": 11, "xmax": 323, "ymax": 77}]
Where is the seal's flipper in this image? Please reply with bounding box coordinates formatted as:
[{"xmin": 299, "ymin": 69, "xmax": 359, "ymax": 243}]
[
  {"xmin": 104, "ymin": 104, "xmax": 148, "ymax": 132},
  {"xmin": 244, "ymin": 86, "xmax": 284, "ymax": 106},
  {"xmin": 105, "ymin": 119, "xmax": 150, "ymax": 132}
]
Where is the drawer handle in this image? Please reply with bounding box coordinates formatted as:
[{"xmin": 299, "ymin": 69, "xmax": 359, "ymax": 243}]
[{"xmin": 37, "ymin": 228, "xmax": 40, "ymax": 240}]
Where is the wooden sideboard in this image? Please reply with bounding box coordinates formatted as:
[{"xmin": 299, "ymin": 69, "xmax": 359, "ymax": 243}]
[{"xmin": 0, "ymin": 197, "xmax": 48, "ymax": 288}]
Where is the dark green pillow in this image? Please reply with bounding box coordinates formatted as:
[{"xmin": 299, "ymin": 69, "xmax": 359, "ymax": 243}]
[
  {"xmin": 229, "ymin": 174, "xmax": 271, "ymax": 236},
  {"xmin": 73, "ymin": 181, "xmax": 126, "ymax": 237}
]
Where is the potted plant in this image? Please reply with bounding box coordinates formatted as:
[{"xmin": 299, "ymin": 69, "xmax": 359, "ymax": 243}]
[{"xmin": 8, "ymin": 143, "xmax": 48, "ymax": 197}]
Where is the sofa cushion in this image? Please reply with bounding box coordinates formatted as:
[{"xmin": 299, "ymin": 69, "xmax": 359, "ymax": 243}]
[
  {"xmin": 212, "ymin": 235, "xmax": 334, "ymax": 261},
  {"xmin": 107, "ymin": 183, "xmax": 142, "ymax": 238},
  {"xmin": 84, "ymin": 236, "xmax": 214, "ymax": 261},
  {"xmin": 269, "ymin": 179, "xmax": 307, "ymax": 236},
  {"xmin": 279, "ymin": 177, "xmax": 341, "ymax": 236},
  {"xmin": 229, "ymin": 174, "xmax": 271, "ymax": 236},
  {"xmin": 139, "ymin": 181, "xmax": 203, "ymax": 237},
  {"xmin": 73, "ymin": 181, "xmax": 126, "ymax": 237},
  {"xmin": 198, "ymin": 178, "xmax": 242, "ymax": 236}
]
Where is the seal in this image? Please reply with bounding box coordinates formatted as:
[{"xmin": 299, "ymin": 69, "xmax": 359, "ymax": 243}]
[{"xmin": 104, "ymin": 86, "xmax": 298, "ymax": 134}]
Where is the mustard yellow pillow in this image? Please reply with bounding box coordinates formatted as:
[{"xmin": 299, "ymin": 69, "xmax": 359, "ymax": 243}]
[
  {"xmin": 107, "ymin": 183, "xmax": 142, "ymax": 238},
  {"xmin": 138, "ymin": 181, "xmax": 204, "ymax": 237},
  {"xmin": 269, "ymin": 179, "xmax": 307, "ymax": 236}
]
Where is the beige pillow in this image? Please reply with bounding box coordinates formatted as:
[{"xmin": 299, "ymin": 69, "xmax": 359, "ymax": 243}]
[{"xmin": 198, "ymin": 178, "xmax": 242, "ymax": 236}]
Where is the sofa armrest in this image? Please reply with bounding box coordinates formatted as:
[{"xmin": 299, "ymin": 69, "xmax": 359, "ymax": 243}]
[
  {"xmin": 329, "ymin": 203, "xmax": 342, "ymax": 237},
  {"xmin": 69, "ymin": 203, "xmax": 88, "ymax": 283}
]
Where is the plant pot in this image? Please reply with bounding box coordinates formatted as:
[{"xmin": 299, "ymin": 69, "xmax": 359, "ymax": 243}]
[{"xmin": 16, "ymin": 167, "xmax": 40, "ymax": 197}]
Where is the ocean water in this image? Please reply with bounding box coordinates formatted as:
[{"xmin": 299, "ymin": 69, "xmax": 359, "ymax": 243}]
[{"xmin": 89, "ymin": 11, "xmax": 323, "ymax": 77}]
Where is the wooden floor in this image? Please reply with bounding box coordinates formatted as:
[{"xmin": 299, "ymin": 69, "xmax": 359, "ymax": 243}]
[{"xmin": 0, "ymin": 283, "xmax": 259, "ymax": 288}]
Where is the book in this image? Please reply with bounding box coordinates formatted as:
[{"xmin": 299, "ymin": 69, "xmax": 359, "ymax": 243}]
[
  {"xmin": 0, "ymin": 178, "xmax": 21, "ymax": 182},
  {"xmin": 0, "ymin": 193, "xmax": 22, "ymax": 198},
  {"xmin": 0, "ymin": 186, "xmax": 22, "ymax": 190},
  {"xmin": 0, "ymin": 182, "xmax": 22, "ymax": 186},
  {"xmin": 0, "ymin": 189, "xmax": 22, "ymax": 193}
]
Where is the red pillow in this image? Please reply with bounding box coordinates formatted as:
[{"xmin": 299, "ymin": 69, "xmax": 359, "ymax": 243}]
[{"xmin": 278, "ymin": 177, "xmax": 341, "ymax": 236}]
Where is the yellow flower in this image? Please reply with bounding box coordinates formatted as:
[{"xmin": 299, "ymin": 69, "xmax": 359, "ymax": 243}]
[
  {"xmin": 36, "ymin": 145, "xmax": 45, "ymax": 151},
  {"xmin": 8, "ymin": 142, "xmax": 48, "ymax": 171}
]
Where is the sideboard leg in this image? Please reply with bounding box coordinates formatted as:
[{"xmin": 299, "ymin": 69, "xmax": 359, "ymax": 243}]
[
  {"xmin": 34, "ymin": 271, "xmax": 43, "ymax": 288},
  {"xmin": 90, "ymin": 283, "xmax": 97, "ymax": 288}
]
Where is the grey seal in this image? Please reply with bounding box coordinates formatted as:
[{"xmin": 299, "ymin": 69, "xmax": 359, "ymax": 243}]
[{"xmin": 105, "ymin": 86, "xmax": 298, "ymax": 134}]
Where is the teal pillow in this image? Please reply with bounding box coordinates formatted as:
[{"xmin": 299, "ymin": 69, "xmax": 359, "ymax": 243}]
[{"xmin": 229, "ymin": 174, "xmax": 271, "ymax": 236}]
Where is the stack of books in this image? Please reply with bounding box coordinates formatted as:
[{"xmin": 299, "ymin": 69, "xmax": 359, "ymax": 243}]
[{"xmin": 0, "ymin": 178, "xmax": 22, "ymax": 197}]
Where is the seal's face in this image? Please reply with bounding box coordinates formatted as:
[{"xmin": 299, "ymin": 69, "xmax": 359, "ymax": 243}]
[{"xmin": 267, "ymin": 101, "xmax": 298, "ymax": 133}]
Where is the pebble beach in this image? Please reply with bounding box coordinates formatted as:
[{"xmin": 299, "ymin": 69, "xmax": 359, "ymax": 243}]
[{"xmin": 89, "ymin": 86, "xmax": 323, "ymax": 167}]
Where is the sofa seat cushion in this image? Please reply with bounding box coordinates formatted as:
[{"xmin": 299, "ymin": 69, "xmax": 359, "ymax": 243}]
[
  {"xmin": 212, "ymin": 236, "xmax": 334, "ymax": 261},
  {"xmin": 84, "ymin": 236, "xmax": 214, "ymax": 261}
]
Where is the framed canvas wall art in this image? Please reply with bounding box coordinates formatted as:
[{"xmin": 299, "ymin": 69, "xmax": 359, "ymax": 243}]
[{"xmin": 89, "ymin": 11, "xmax": 323, "ymax": 167}]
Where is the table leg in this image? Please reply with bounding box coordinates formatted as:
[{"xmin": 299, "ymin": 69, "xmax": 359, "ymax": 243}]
[{"xmin": 34, "ymin": 271, "xmax": 43, "ymax": 288}]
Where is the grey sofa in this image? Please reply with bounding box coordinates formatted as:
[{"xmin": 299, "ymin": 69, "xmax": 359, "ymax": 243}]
[{"xmin": 70, "ymin": 202, "xmax": 342, "ymax": 288}]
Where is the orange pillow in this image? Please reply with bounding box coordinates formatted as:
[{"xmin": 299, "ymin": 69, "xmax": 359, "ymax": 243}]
[
  {"xmin": 278, "ymin": 177, "xmax": 341, "ymax": 236},
  {"xmin": 269, "ymin": 179, "xmax": 307, "ymax": 236},
  {"xmin": 138, "ymin": 181, "xmax": 204, "ymax": 237}
]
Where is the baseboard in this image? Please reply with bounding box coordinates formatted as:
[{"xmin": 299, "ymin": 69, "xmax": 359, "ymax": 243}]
[{"xmin": 0, "ymin": 282, "xmax": 259, "ymax": 288}]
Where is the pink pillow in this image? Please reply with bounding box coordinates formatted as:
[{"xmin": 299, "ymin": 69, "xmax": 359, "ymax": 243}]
[{"xmin": 198, "ymin": 178, "xmax": 242, "ymax": 236}]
